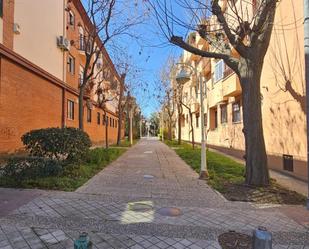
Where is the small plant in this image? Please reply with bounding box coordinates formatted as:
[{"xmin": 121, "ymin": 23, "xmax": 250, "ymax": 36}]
[
  {"xmin": 3, "ymin": 157, "xmax": 63, "ymax": 181},
  {"xmin": 21, "ymin": 127, "xmax": 92, "ymax": 162}
]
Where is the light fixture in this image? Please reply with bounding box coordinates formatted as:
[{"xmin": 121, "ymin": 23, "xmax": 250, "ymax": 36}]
[{"xmin": 176, "ymin": 68, "xmax": 191, "ymax": 85}]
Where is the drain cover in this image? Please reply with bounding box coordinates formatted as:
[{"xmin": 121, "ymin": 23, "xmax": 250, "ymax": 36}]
[
  {"xmin": 157, "ymin": 207, "xmax": 182, "ymax": 217},
  {"xmin": 129, "ymin": 202, "xmax": 153, "ymax": 212},
  {"xmin": 218, "ymin": 231, "xmax": 252, "ymax": 249},
  {"xmin": 143, "ymin": 175, "xmax": 154, "ymax": 179}
]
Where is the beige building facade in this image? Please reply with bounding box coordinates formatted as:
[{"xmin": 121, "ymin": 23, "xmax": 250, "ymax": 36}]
[{"xmin": 174, "ymin": 0, "xmax": 307, "ymax": 180}]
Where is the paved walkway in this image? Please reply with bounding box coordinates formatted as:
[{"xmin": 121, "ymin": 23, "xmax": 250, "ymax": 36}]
[{"xmin": 0, "ymin": 138, "xmax": 308, "ymax": 248}]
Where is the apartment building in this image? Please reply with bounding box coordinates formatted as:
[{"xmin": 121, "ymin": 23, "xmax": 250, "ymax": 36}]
[
  {"xmin": 174, "ymin": 0, "xmax": 307, "ymax": 180},
  {"xmin": 0, "ymin": 0, "xmax": 124, "ymax": 153}
]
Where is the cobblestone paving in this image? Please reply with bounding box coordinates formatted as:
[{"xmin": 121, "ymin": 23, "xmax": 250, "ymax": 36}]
[{"xmin": 0, "ymin": 138, "xmax": 308, "ymax": 248}]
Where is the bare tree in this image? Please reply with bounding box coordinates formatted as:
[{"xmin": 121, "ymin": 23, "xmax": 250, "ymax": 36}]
[
  {"xmin": 158, "ymin": 57, "xmax": 177, "ymax": 140},
  {"xmin": 147, "ymin": 0, "xmax": 278, "ymax": 186},
  {"xmin": 75, "ymin": 0, "xmax": 144, "ymax": 130}
]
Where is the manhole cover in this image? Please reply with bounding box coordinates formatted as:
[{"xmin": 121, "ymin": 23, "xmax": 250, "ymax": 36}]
[
  {"xmin": 156, "ymin": 207, "xmax": 182, "ymax": 217},
  {"xmin": 129, "ymin": 202, "xmax": 153, "ymax": 212},
  {"xmin": 218, "ymin": 231, "xmax": 252, "ymax": 249},
  {"xmin": 143, "ymin": 175, "xmax": 154, "ymax": 179}
]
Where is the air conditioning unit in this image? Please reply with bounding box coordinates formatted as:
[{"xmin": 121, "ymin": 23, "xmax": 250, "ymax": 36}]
[
  {"xmin": 57, "ymin": 36, "xmax": 70, "ymax": 51},
  {"xmin": 13, "ymin": 23, "xmax": 21, "ymax": 34}
]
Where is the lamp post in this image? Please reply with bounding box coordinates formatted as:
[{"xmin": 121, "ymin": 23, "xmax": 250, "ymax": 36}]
[
  {"xmin": 304, "ymin": 0, "xmax": 309, "ymax": 209},
  {"xmin": 176, "ymin": 63, "xmax": 209, "ymax": 179}
]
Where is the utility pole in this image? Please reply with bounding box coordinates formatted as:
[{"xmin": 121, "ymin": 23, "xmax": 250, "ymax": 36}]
[
  {"xmin": 304, "ymin": 0, "xmax": 309, "ymax": 209},
  {"xmin": 199, "ymin": 73, "xmax": 208, "ymax": 179}
]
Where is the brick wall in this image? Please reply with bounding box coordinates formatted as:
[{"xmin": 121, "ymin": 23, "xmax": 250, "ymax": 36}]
[
  {"xmin": 3, "ymin": 0, "xmax": 14, "ymax": 49},
  {"xmin": 0, "ymin": 46, "xmax": 124, "ymax": 153},
  {"xmin": 0, "ymin": 57, "xmax": 63, "ymax": 152}
]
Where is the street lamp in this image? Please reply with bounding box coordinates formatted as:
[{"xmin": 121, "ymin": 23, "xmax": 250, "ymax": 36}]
[{"xmin": 175, "ymin": 63, "xmax": 209, "ymax": 179}]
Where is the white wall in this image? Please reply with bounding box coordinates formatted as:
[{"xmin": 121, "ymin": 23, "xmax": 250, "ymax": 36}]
[
  {"xmin": 13, "ymin": 0, "xmax": 65, "ymax": 79},
  {"xmin": 0, "ymin": 18, "xmax": 3, "ymax": 44}
]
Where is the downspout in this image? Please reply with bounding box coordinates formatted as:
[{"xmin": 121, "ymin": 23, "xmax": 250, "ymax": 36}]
[{"xmin": 62, "ymin": 0, "xmax": 67, "ymax": 128}]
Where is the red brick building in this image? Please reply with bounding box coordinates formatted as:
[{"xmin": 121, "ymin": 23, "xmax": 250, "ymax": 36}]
[{"xmin": 0, "ymin": 0, "xmax": 124, "ymax": 153}]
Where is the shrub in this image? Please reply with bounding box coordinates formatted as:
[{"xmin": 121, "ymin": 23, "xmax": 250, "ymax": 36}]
[
  {"xmin": 21, "ymin": 127, "xmax": 92, "ymax": 162},
  {"xmin": 2, "ymin": 157, "xmax": 63, "ymax": 181}
]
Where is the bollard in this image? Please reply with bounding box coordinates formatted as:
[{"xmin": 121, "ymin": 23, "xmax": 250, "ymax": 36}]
[
  {"xmin": 253, "ymin": 226, "xmax": 272, "ymax": 249},
  {"xmin": 74, "ymin": 232, "xmax": 93, "ymax": 249}
]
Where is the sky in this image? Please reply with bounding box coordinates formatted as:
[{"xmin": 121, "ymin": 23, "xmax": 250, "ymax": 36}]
[{"xmin": 81, "ymin": 0, "xmax": 185, "ymax": 119}]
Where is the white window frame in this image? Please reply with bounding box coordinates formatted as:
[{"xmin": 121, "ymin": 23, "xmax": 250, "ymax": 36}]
[
  {"xmin": 214, "ymin": 60, "xmax": 224, "ymax": 82},
  {"xmin": 67, "ymin": 100, "xmax": 74, "ymax": 120}
]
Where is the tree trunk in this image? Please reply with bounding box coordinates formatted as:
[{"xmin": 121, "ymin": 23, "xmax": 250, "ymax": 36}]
[
  {"xmin": 240, "ymin": 61, "xmax": 269, "ymax": 186},
  {"xmin": 168, "ymin": 118, "xmax": 172, "ymax": 140},
  {"xmin": 189, "ymin": 111, "xmax": 195, "ymax": 149},
  {"xmin": 78, "ymin": 87, "xmax": 85, "ymax": 130},
  {"xmin": 117, "ymin": 111, "xmax": 123, "ymax": 146},
  {"xmin": 104, "ymin": 110, "xmax": 109, "ymax": 149},
  {"xmin": 177, "ymin": 104, "xmax": 182, "ymax": 145}
]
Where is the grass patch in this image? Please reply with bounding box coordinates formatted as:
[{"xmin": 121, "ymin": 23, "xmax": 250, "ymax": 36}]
[
  {"xmin": 165, "ymin": 140, "xmax": 306, "ymax": 205},
  {"xmin": 0, "ymin": 148, "xmax": 126, "ymax": 191},
  {"xmin": 111, "ymin": 138, "xmax": 139, "ymax": 148}
]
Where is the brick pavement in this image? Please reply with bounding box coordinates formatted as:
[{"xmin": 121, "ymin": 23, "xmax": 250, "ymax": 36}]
[{"xmin": 0, "ymin": 138, "xmax": 308, "ymax": 248}]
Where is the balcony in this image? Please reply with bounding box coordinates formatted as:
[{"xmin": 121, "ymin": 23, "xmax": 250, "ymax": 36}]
[
  {"xmin": 222, "ymin": 70, "xmax": 241, "ymax": 97},
  {"xmin": 191, "ymin": 102, "xmax": 200, "ymax": 113},
  {"xmin": 201, "ymin": 58, "xmax": 211, "ymax": 77},
  {"xmin": 208, "ymin": 82, "xmax": 225, "ymax": 108}
]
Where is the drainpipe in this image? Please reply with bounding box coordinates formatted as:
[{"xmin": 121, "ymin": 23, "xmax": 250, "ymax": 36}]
[
  {"xmin": 62, "ymin": 0, "xmax": 67, "ymax": 128},
  {"xmin": 304, "ymin": 0, "xmax": 309, "ymax": 210}
]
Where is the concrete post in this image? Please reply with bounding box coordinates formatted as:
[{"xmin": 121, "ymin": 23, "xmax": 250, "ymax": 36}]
[{"xmin": 304, "ymin": 0, "xmax": 309, "ymax": 209}]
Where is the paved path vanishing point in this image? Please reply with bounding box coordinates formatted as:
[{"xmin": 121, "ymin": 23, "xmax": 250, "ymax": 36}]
[{"xmin": 0, "ymin": 138, "xmax": 308, "ymax": 249}]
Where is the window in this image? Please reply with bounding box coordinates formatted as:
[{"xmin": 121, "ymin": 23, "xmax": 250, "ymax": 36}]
[
  {"xmin": 87, "ymin": 108, "xmax": 92, "ymax": 123},
  {"xmin": 0, "ymin": 0, "xmax": 3, "ymax": 17},
  {"xmin": 214, "ymin": 60, "xmax": 224, "ymax": 82},
  {"xmin": 204, "ymin": 113, "xmax": 207, "ymax": 126},
  {"xmin": 196, "ymin": 114, "xmax": 199, "ymax": 128},
  {"xmin": 221, "ymin": 104, "xmax": 227, "ymax": 124},
  {"xmin": 79, "ymin": 66, "xmax": 84, "ymax": 85},
  {"xmin": 210, "ymin": 108, "xmax": 217, "ymax": 130},
  {"xmin": 232, "ymin": 101, "xmax": 241, "ymax": 123},
  {"xmin": 68, "ymin": 11, "xmax": 75, "ymax": 26},
  {"xmin": 102, "ymin": 115, "xmax": 105, "ymax": 125},
  {"xmin": 67, "ymin": 100, "xmax": 74, "ymax": 120},
  {"xmin": 214, "ymin": 109, "xmax": 218, "ymax": 129},
  {"xmin": 79, "ymin": 34, "xmax": 85, "ymax": 50},
  {"xmin": 68, "ymin": 55, "xmax": 75, "ymax": 75},
  {"xmin": 97, "ymin": 112, "xmax": 100, "ymax": 125},
  {"xmin": 110, "ymin": 117, "xmax": 112, "ymax": 127}
]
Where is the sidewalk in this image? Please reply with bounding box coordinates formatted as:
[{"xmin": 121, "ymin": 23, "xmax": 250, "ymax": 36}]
[
  {"xmin": 0, "ymin": 138, "xmax": 308, "ymax": 248},
  {"xmin": 209, "ymin": 148, "xmax": 308, "ymax": 196}
]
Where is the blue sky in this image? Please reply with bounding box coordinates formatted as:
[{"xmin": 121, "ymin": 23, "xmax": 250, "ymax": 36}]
[{"xmin": 81, "ymin": 0, "xmax": 184, "ymax": 118}]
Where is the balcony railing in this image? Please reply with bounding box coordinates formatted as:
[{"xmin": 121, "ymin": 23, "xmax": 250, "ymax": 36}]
[{"xmin": 223, "ymin": 66, "xmax": 234, "ymax": 79}]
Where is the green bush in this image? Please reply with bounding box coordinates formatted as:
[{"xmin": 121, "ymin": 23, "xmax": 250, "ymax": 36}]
[
  {"xmin": 21, "ymin": 127, "xmax": 92, "ymax": 162},
  {"xmin": 2, "ymin": 157, "xmax": 63, "ymax": 181}
]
